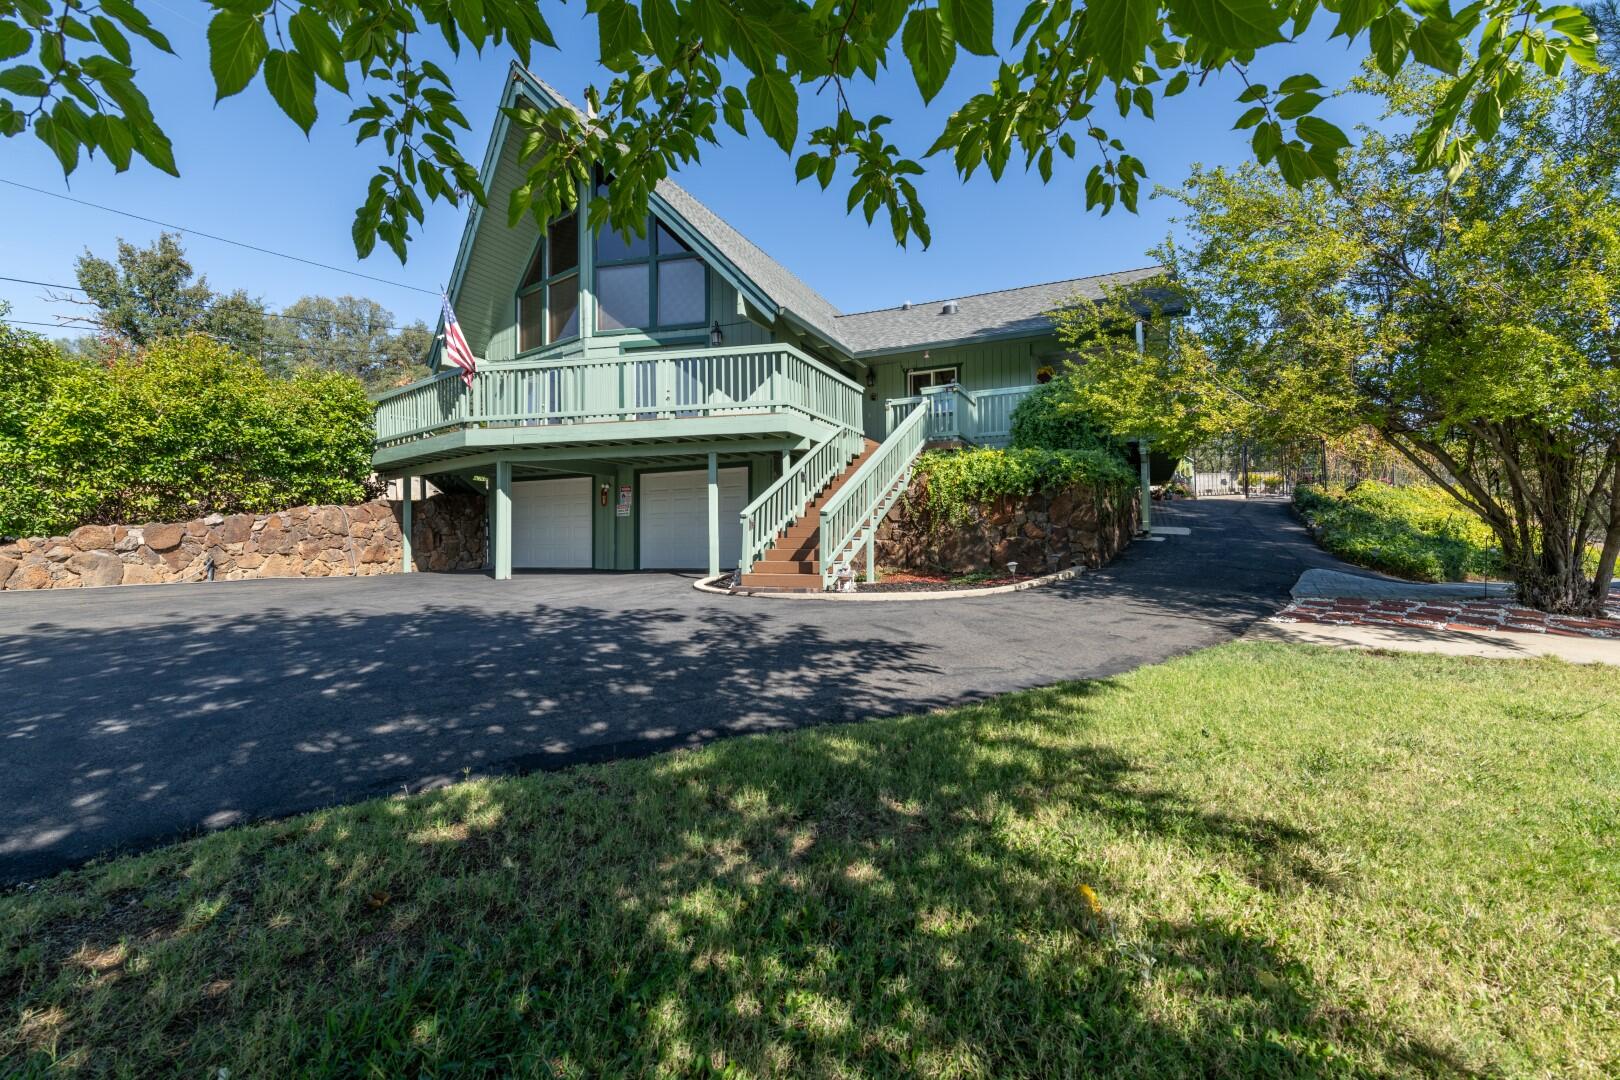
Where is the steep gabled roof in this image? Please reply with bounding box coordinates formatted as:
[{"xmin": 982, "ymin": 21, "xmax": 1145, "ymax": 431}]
[{"xmin": 449, "ymin": 66, "xmax": 1172, "ymax": 362}]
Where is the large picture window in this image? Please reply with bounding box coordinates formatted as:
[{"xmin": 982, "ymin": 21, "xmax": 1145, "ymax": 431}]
[
  {"xmin": 516, "ymin": 212, "xmax": 580, "ymax": 352},
  {"xmin": 595, "ymin": 213, "xmax": 707, "ymax": 334}
]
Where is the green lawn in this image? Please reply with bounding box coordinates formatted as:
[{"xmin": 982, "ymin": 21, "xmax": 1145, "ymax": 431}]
[{"xmin": 4, "ymin": 644, "xmax": 1618, "ymax": 1077}]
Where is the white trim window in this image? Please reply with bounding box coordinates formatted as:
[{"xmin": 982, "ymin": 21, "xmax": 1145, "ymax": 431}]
[
  {"xmin": 516, "ymin": 213, "xmax": 581, "ymax": 353},
  {"xmin": 908, "ymin": 366, "xmax": 959, "ymax": 395}
]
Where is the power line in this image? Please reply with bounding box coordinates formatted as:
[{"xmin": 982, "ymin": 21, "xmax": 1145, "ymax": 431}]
[
  {"xmin": 0, "ymin": 176, "xmax": 440, "ymax": 297},
  {"xmin": 4, "ymin": 315, "xmax": 433, "ymax": 363},
  {"xmin": 2, "ymin": 275, "xmax": 427, "ymax": 335}
]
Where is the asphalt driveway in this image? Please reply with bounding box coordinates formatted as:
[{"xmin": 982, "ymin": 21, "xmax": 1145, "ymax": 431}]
[{"xmin": 1, "ymin": 497, "xmax": 1337, "ymax": 883}]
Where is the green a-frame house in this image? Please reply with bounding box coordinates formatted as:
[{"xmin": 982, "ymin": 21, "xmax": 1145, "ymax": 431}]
[{"xmin": 374, "ymin": 65, "xmax": 1172, "ymax": 590}]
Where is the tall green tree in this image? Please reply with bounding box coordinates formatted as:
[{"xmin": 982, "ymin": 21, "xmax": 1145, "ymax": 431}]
[
  {"xmin": 262, "ymin": 294, "xmax": 432, "ymax": 390},
  {"xmin": 73, "ymin": 232, "xmax": 267, "ymax": 350},
  {"xmin": 0, "ymin": 0, "xmax": 1601, "ymax": 260},
  {"xmin": 1058, "ymin": 59, "xmax": 1620, "ymax": 615}
]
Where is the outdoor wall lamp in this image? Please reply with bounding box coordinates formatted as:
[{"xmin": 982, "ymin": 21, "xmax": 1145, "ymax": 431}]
[
  {"xmin": 865, "ymin": 369, "xmax": 876, "ymax": 388},
  {"xmin": 709, "ymin": 321, "xmax": 724, "ymax": 348}
]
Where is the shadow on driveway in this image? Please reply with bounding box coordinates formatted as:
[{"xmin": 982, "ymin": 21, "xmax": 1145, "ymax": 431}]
[{"xmin": 1, "ymin": 497, "xmax": 1335, "ymax": 883}]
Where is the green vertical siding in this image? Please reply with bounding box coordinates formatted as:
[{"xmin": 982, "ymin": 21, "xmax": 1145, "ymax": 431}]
[
  {"xmin": 455, "ymin": 136, "xmax": 779, "ymax": 366},
  {"xmin": 860, "ymin": 337, "xmax": 1051, "ymax": 437},
  {"xmin": 455, "ymin": 133, "xmax": 541, "ymax": 363}
]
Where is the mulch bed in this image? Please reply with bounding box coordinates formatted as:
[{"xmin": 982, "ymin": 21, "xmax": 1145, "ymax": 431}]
[
  {"xmin": 856, "ymin": 571, "xmax": 1037, "ymax": 593},
  {"xmin": 1272, "ymin": 596, "xmax": 1620, "ymax": 640}
]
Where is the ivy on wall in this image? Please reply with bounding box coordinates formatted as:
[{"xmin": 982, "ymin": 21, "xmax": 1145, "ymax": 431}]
[{"xmin": 911, "ymin": 448, "xmax": 1136, "ymax": 526}]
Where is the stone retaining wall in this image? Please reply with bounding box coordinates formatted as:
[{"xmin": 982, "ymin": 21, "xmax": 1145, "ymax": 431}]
[
  {"xmin": 0, "ymin": 494, "xmax": 486, "ymax": 590},
  {"xmin": 871, "ymin": 477, "xmax": 1139, "ymax": 575}
]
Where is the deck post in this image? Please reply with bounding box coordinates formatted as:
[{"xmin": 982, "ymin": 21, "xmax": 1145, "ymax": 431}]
[
  {"xmin": 780, "ymin": 448, "xmax": 791, "ymax": 477},
  {"xmin": 864, "ymin": 528, "xmax": 876, "ymax": 583},
  {"xmin": 707, "ymin": 451, "xmax": 720, "ymax": 578},
  {"xmin": 399, "ymin": 473, "xmax": 414, "ymax": 573},
  {"xmin": 494, "ymin": 459, "xmax": 513, "ymax": 580},
  {"xmin": 1137, "ymin": 436, "xmax": 1153, "ymax": 535}
]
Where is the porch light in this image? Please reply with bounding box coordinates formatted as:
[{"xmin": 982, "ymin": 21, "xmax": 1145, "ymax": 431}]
[
  {"xmin": 709, "ymin": 320, "xmax": 724, "ymax": 347},
  {"xmin": 865, "ymin": 369, "xmax": 877, "ymax": 388}
]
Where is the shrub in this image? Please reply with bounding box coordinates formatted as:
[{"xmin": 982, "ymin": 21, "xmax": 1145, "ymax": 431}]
[
  {"xmin": 0, "ymin": 330, "xmax": 376, "ymax": 538},
  {"xmin": 1007, "ymin": 375, "xmax": 1127, "ymax": 458},
  {"xmin": 912, "ymin": 447, "xmax": 1136, "ymax": 525},
  {"xmin": 1294, "ymin": 482, "xmax": 1506, "ymax": 582}
]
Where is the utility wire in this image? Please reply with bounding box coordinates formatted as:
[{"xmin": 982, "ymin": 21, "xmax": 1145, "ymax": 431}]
[
  {"xmin": 0, "ymin": 176, "xmax": 439, "ymax": 296},
  {"xmin": 4, "ymin": 315, "xmax": 433, "ymax": 363},
  {"xmin": 2, "ymin": 275, "xmax": 426, "ymax": 335}
]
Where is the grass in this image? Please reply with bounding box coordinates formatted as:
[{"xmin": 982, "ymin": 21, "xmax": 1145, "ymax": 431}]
[
  {"xmin": 4, "ymin": 643, "xmax": 1619, "ymax": 1077},
  {"xmin": 1295, "ymin": 482, "xmax": 1506, "ymax": 582}
]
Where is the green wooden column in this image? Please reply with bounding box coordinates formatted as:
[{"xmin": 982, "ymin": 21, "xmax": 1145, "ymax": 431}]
[
  {"xmin": 707, "ymin": 451, "xmax": 720, "ymax": 578},
  {"xmin": 1137, "ymin": 436, "xmax": 1153, "ymax": 535},
  {"xmin": 493, "ymin": 459, "xmax": 513, "ymax": 580},
  {"xmin": 399, "ymin": 472, "xmax": 413, "ymax": 573}
]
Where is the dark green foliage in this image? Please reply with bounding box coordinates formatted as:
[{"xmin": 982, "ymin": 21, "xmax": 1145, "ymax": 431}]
[
  {"xmin": 0, "ymin": 328, "xmax": 375, "ymax": 538},
  {"xmin": 1, "ymin": 0, "xmax": 1597, "ymax": 259},
  {"xmin": 1294, "ymin": 482, "xmax": 1506, "ymax": 582},
  {"xmin": 1008, "ymin": 375, "xmax": 1128, "ymax": 459},
  {"xmin": 914, "ymin": 446, "xmax": 1136, "ymax": 524}
]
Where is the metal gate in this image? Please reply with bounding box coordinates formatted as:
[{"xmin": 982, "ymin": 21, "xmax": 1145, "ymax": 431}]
[{"xmin": 1173, "ymin": 437, "xmax": 1326, "ymax": 498}]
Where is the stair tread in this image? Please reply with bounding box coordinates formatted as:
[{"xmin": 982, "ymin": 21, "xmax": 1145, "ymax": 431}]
[{"xmin": 750, "ymin": 440, "xmax": 907, "ymax": 575}]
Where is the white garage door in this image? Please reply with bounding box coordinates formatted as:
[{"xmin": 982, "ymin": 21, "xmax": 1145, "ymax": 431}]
[
  {"xmin": 639, "ymin": 467, "xmax": 748, "ymax": 569},
  {"xmin": 512, "ymin": 477, "xmax": 593, "ymax": 568}
]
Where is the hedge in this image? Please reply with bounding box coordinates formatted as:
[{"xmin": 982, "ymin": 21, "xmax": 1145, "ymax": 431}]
[
  {"xmin": 1293, "ymin": 482, "xmax": 1506, "ymax": 582},
  {"xmin": 912, "ymin": 447, "xmax": 1137, "ymax": 524},
  {"xmin": 0, "ymin": 329, "xmax": 376, "ymax": 538},
  {"xmin": 1006, "ymin": 375, "xmax": 1128, "ymax": 458}
]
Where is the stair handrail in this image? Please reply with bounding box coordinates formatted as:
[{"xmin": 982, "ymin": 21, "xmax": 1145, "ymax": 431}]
[
  {"xmin": 738, "ymin": 424, "xmax": 865, "ymax": 574},
  {"xmin": 817, "ymin": 399, "xmax": 930, "ymax": 589}
]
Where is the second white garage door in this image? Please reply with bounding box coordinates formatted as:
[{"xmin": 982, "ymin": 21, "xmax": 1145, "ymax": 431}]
[
  {"xmin": 639, "ymin": 467, "xmax": 748, "ymax": 569},
  {"xmin": 512, "ymin": 477, "xmax": 593, "ymax": 568}
]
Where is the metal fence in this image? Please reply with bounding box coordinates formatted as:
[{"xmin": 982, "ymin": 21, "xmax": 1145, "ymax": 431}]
[{"xmin": 1173, "ymin": 437, "xmax": 1328, "ymax": 498}]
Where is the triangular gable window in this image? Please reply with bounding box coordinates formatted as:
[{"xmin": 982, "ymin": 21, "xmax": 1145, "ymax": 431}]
[{"xmin": 519, "ymin": 245, "xmax": 545, "ymax": 291}]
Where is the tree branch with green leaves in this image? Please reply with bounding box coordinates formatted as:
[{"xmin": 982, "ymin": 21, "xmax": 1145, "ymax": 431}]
[{"xmin": 0, "ymin": 0, "xmax": 1604, "ymax": 261}]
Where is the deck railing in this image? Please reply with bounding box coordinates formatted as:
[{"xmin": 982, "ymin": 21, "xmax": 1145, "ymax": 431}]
[
  {"xmin": 817, "ymin": 399, "xmax": 930, "ymax": 589},
  {"xmin": 373, "ymin": 343, "xmax": 864, "ymax": 447},
  {"xmin": 738, "ymin": 425, "xmax": 865, "ymax": 575},
  {"xmin": 883, "ymin": 383, "xmax": 1038, "ymax": 448}
]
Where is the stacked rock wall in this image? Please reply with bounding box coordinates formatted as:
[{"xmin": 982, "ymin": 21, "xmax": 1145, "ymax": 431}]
[
  {"xmin": 871, "ymin": 478, "xmax": 1139, "ymax": 576},
  {"xmin": 0, "ymin": 494, "xmax": 485, "ymax": 590}
]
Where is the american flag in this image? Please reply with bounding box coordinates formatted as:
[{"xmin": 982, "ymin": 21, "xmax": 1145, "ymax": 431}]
[{"xmin": 440, "ymin": 292, "xmax": 477, "ymax": 388}]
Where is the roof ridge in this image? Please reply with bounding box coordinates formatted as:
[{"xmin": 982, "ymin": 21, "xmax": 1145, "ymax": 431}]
[{"xmin": 834, "ymin": 265, "xmax": 1167, "ymax": 319}]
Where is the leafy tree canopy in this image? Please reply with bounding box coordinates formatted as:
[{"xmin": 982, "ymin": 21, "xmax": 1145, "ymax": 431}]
[
  {"xmin": 0, "ymin": 0, "xmax": 1602, "ymax": 261},
  {"xmin": 63, "ymin": 232, "xmax": 432, "ymax": 389},
  {"xmin": 0, "ymin": 325, "xmax": 376, "ymax": 537},
  {"xmin": 1059, "ymin": 51, "xmax": 1620, "ymax": 614}
]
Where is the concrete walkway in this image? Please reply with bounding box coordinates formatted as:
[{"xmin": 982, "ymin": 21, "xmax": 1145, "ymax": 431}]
[
  {"xmin": 1250, "ymin": 619, "xmax": 1620, "ymax": 665},
  {"xmin": 1290, "ymin": 567, "xmax": 1516, "ymax": 601},
  {"xmin": 1262, "ymin": 569, "xmax": 1620, "ymax": 665}
]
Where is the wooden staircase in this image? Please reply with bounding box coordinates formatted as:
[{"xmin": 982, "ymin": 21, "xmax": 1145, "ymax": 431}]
[{"xmin": 739, "ymin": 438, "xmax": 880, "ymax": 591}]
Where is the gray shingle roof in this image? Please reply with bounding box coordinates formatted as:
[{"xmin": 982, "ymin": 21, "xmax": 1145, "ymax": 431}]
[
  {"xmin": 511, "ymin": 67, "xmax": 1172, "ymax": 358},
  {"xmin": 831, "ymin": 267, "xmax": 1173, "ymax": 354}
]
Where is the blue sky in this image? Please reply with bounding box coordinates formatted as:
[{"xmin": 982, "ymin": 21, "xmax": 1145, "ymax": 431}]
[{"xmin": 2, "ymin": 4, "xmax": 1387, "ymax": 333}]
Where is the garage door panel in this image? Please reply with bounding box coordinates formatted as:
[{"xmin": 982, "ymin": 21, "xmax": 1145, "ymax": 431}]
[
  {"xmin": 512, "ymin": 477, "xmax": 593, "ymax": 568},
  {"xmin": 639, "ymin": 468, "xmax": 747, "ymax": 569}
]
